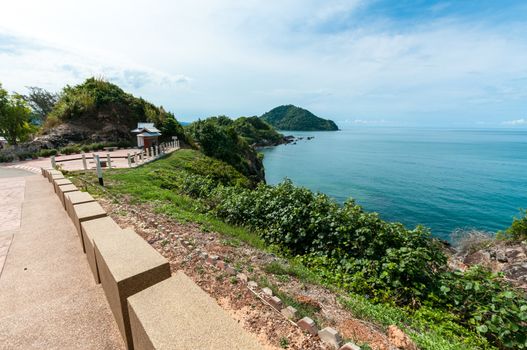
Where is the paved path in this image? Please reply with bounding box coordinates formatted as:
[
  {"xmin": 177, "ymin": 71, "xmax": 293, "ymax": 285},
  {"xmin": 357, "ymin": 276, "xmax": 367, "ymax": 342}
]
[{"xmin": 0, "ymin": 170, "xmax": 124, "ymax": 349}]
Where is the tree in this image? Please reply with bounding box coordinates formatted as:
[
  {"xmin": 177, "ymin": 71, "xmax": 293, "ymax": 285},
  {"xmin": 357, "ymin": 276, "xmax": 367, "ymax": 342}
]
[
  {"xmin": 0, "ymin": 84, "xmax": 34, "ymax": 146},
  {"xmin": 22, "ymin": 86, "xmax": 59, "ymax": 124}
]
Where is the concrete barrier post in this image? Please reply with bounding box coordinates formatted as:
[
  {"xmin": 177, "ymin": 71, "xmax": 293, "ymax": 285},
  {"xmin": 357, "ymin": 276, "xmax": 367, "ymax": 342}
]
[
  {"xmin": 139, "ymin": 151, "xmax": 144, "ymax": 162},
  {"xmin": 106, "ymin": 154, "xmax": 112, "ymax": 169},
  {"xmin": 51, "ymin": 155, "xmax": 56, "ymax": 169},
  {"xmin": 82, "ymin": 154, "xmax": 88, "ymax": 170},
  {"xmin": 156, "ymin": 145, "xmax": 160, "ymax": 156},
  {"xmin": 127, "ymin": 153, "xmax": 131, "ymax": 167},
  {"xmin": 95, "ymin": 155, "xmax": 104, "ymax": 186}
]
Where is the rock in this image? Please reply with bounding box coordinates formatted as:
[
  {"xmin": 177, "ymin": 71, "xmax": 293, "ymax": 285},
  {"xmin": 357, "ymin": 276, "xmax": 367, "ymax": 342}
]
[
  {"xmin": 248, "ymin": 281, "xmax": 258, "ymax": 289},
  {"xmin": 297, "ymin": 317, "xmax": 318, "ymax": 335},
  {"xmin": 236, "ymin": 273, "xmax": 248, "ymax": 283},
  {"xmin": 496, "ymin": 250, "xmax": 508, "ymax": 263},
  {"xmin": 262, "ymin": 287, "xmax": 273, "ymax": 297},
  {"xmin": 281, "ymin": 306, "xmax": 297, "ymax": 320},
  {"xmin": 339, "ymin": 343, "xmax": 361, "ymax": 350},
  {"xmin": 318, "ymin": 327, "xmax": 342, "ymax": 349},
  {"xmin": 387, "ymin": 325, "xmax": 417, "ymax": 350}
]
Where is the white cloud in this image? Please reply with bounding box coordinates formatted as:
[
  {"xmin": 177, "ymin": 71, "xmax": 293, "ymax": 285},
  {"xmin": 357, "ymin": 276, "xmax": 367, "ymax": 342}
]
[
  {"xmin": 0, "ymin": 1, "xmax": 526, "ymax": 124},
  {"xmin": 502, "ymin": 118, "xmax": 527, "ymax": 126}
]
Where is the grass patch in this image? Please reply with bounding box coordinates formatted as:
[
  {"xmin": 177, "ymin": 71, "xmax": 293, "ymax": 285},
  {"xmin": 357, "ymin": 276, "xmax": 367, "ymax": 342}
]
[{"xmin": 339, "ymin": 295, "xmax": 494, "ymax": 350}]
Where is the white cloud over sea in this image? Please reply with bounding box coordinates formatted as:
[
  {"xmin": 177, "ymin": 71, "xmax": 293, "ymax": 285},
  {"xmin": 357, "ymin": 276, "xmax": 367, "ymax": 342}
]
[{"xmin": 1, "ymin": 0, "xmax": 526, "ymax": 126}]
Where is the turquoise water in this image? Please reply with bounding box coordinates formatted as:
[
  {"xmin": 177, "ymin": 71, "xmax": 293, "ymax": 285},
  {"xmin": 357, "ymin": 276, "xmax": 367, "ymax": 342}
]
[{"xmin": 260, "ymin": 128, "xmax": 527, "ymax": 241}]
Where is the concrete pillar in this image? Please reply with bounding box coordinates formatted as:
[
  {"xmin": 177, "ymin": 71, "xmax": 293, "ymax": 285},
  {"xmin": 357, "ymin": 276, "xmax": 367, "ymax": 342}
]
[
  {"xmin": 51, "ymin": 155, "xmax": 56, "ymax": 169},
  {"xmin": 127, "ymin": 153, "xmax": 131, "ymax": 167},
  {"xmin": 95, "ymin": 155, "xmax": 104, "ymax": 186},
  {"xmin": 139, "ymin": 151, "xmax": 144, "ymax": 162},
  {"xmin": 82, "ymin": 154, "xmax": 87, "ymax": 171},
  {"xmin": 106, "ymin": 154, "xmax": 112, "ymax": 169}
]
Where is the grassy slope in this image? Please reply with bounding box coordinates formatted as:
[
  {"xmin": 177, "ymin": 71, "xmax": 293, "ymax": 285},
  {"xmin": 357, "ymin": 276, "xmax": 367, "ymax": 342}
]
[{"xmin": 69, "ymin": 150, "xmax": 491, "ymax": 350}]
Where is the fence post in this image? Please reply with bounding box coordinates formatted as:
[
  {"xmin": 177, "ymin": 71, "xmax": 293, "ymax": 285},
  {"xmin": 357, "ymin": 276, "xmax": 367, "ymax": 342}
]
[
  {"xmin": 95, "ymin": 155, "xmax": 104, "ymax": 186},
  {"xmin": 127, "ymin": 153, "xmax": 131, "ymax": 168},
  {"xmin": 156, "ymin": 145, "xmax": 160, "ymax": 156},
  {"xmin": 106, "ymin": 154, "xmax": 112, "ymax": 169},
  {"xmin": 51, "ymin": 155, "xmax": 56, "ymax": 169},
  {"xmin": 82, "ymin": 154, "xmax": 87, "ymax": 171},
  {"xmin": 140, "ymin": 150, "xmax": 144, "ymax": 162},
  {"xmin": 150, "ymin": 146, "xmax": 154, "ymax": 157}
]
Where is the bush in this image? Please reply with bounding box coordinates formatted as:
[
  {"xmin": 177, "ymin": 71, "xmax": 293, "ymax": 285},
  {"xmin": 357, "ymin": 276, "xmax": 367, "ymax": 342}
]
[
  {"xmin": 435, "ymin": 266, "xmax": 527, "ymax": 349},
  {"xmin": 0, "ymin": 149, "xmax": 15, "ymax": 163},
  {"xmin": 498, "ymin": 210, "xmax": 527, "ymax": 241},
  {"xmin": 38, "ymin": 149, "xmax": 58, "ymax": 157},
  {"xmin": 16, "ymin": 151, "xmax": 38, "ymax": 160},
  {"xmin": 80, "ymin": 145, "xmax": 91, "ymax": 153},
  {"xmin": 60, "ymin": 145, "xmax": 81, "ymax": 155}
]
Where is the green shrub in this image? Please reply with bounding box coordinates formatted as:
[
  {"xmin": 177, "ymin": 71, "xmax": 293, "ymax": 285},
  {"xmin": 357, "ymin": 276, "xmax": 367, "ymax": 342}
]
[
  {"xmin": 211, "ymin": 179, "xmax": 445, "ymax": 305},
  {"xmin": 60, "ymin": 145, "xmax": 81, "ymax": 155},
  {"xmin": 90, "ymin": 143, "xmax": 104, "ymax": 151},
  {"xmin": 434, "ymin": 266, "xmax": 527, "ymax": 349},
  {"xmin": 0, "ymin": 149, "xmax": 15, "ymax": 162},
  {"xmin": 17, "ymin": 151, "xmax": 38, "ymax": 160},
  {"xmin": 80, "ymin": 145, "xmax": 91, "ymax": 153},
  {"xmin": 498, "ymin": 209, "xmax": 527, "ymax": 241},
  {"xmin": 38, "ymin": 149, "xmax": 58, "ymax": 157}
]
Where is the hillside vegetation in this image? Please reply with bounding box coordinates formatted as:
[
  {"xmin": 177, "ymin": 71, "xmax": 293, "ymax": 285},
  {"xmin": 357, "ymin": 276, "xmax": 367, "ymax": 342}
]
[
  {"xmin": 40, "ymin": 77, "xmax": 188, "ymax": 147},
  {"xmin": 74, "ymin": 150, "xmax": 527, "ymax": 350},
  {"xmin": 185, "ymin": 117, "xmax": 266, "ymax": 184},
  {"xmin": 261, "ymin": 104, "xmax": 339, "ymax": 131}
]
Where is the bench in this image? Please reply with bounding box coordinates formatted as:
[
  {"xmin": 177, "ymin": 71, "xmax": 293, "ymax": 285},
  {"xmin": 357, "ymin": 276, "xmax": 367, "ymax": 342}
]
[
  {"xmin": 80, "ymin": 216, "xmax": 122, "ymax": 283},
  {"xmin": 94, "ymin": 228, "xmax": 171, "ymax": 349},
  {"xmin": 127, "ymin": 272, "xmax": 263, "ymax": 350},
  {"xmin": 64, "ymin": 191, "xmax": 96, "ymax": 219},
  {"xmin": 72, "ymin": 201, "xmax": 107, "ymax": 251}
]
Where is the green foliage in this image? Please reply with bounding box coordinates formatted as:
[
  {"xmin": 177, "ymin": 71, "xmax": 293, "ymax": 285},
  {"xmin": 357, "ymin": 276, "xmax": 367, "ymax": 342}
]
[
  {"xmin": 45, "ymin": 77, "xmax": 189, "ymax": 144},
  {"xmin": 498, "ymin": 209, "xmax": 527, "ymax": 241},
  {"xmin": 186, "ymin": 117, "xmax": 264, "ymax": 183},
  {"xmin": 22, "ymin": 86, "xmax": 60, "ymax": 124},
  {"xmin": 340, "ymin": 295, "xmax": 494, "ymax": 350},
  {"xmin": 434, "ymin": 266, "xmax": 527, "ymax": 349},
  {"xmin": 38, "ymin": 148, "xmax": 58, "ymax": 157},
  {"xmin": 261, "ymin": 104, "xmax": 338, "ymax": 131},
  {"xmin": 211, "ymin": 179, "xmax": 445, "ymax": 305},
  {"xmin": 231, "ymin": 116, "xmax": 284, "ymax": 146},
  {"xmin": 0, "ymin": 84, "xmax": 36, "ymax": 145},
  {"xmin": 60, "ymin": 145, "xmax": 81, "ymax": 155}
]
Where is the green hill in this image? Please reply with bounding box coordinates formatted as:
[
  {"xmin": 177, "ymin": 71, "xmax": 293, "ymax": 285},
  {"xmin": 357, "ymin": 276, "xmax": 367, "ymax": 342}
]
[
  {"xmin": 260, "ymin": 105, "xmax": 338, "ymax": 131},
  {"xmin": 40, "ymin": 77, "xmax": 188, "ymax": 147}
]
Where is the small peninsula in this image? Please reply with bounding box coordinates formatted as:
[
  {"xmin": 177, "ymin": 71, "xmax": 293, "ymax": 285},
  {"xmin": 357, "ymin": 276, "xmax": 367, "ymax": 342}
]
[{"xmin": 260, "ymin": 104, "xmax": 339, "ymax": 131}]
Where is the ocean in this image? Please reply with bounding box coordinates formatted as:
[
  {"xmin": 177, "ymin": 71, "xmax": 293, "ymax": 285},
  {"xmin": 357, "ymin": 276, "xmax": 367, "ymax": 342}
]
[{"xmin": 260, "ymin": 127, "xmax": 527, "ymax": 241}]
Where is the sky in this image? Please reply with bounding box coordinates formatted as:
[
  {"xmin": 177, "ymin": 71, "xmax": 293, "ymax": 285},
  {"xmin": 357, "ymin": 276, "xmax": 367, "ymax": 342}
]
[{"xmin": 0, "ymin": 0, "xmax": 526, "ymax": 127}]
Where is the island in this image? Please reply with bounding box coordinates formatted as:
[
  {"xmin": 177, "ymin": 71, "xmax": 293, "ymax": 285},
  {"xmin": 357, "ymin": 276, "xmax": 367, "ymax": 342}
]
[{"xmin": 260, "ymin": 104, "xmax": 339, "ymax": 131}]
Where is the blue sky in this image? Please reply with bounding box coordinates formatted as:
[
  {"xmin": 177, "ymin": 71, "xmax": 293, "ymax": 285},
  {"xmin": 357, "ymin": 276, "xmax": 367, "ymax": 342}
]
[{"xmin": 0, "ymin": 0, "xmax": 526, "ymax": 127}]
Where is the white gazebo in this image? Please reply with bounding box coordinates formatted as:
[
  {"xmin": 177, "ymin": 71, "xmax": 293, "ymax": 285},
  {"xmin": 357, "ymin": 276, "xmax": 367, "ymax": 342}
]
[{"xmin": 131, "ymin": 123, "xmax": 161, "ymax": 149}]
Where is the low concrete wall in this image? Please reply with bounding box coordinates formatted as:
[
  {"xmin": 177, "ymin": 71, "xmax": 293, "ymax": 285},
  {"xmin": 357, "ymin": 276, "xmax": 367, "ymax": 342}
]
[
  {"xmin": 80, "ymin": 216, "xmax": 122, "ymax": 283},
  {"xmin": 94, "ymin": 228, "xmax": 171, "ymax": 350},
  {"xmin": 128, "ymin": 271, "xmax": 263, "ymax": 350},
  {"xmin": 41, "ymin": 168, "xmax": 264, "ymax": 350}
]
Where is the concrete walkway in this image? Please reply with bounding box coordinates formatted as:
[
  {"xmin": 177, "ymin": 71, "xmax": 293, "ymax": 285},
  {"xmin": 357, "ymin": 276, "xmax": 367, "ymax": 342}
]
[{"xmin": 0, "ymin": 170, "xmax": 124, "ymax": 349}]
